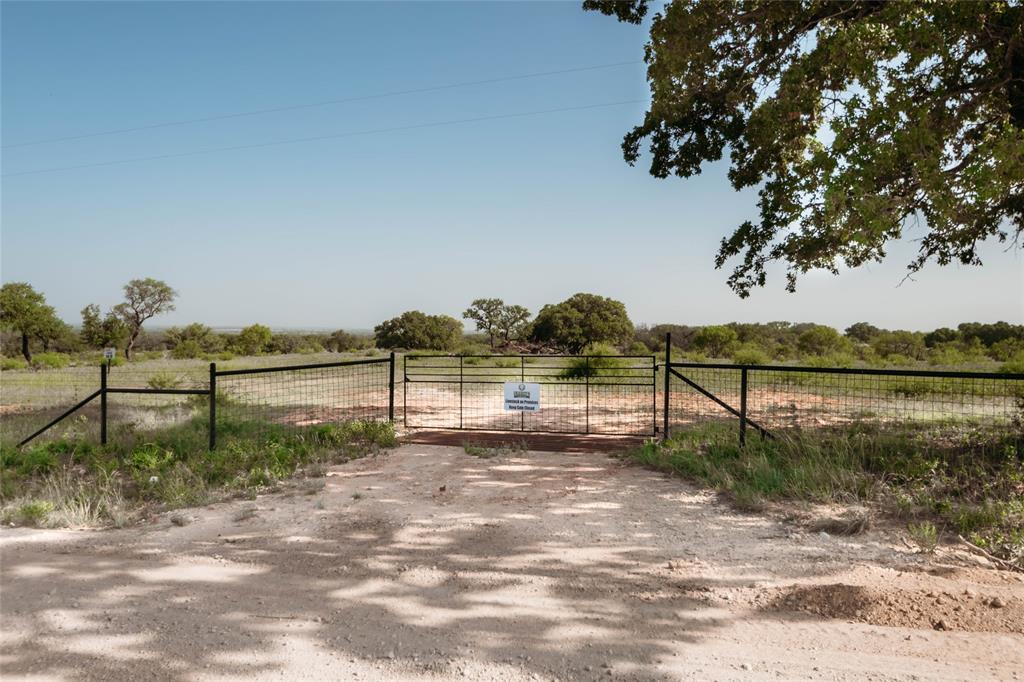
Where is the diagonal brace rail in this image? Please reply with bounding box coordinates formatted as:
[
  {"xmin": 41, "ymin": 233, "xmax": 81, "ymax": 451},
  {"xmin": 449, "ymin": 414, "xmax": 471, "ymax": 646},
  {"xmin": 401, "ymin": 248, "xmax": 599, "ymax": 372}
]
[
  {"xmin": 18, "ymin": 390, "xmax": 102, "ymax": 447},
  {"xmin": 668, "ymin": 368, "xmax": 773, "ymax": 440}
]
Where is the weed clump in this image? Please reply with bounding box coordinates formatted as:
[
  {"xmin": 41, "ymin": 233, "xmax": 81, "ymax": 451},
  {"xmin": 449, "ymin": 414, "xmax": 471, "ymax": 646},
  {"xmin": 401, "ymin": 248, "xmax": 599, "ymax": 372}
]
[
  {"xmin": 628, "ymin": 421, "xmax": 1024, "ymax": 567},
  {"xmin": 1, "ymin": 416, "xmax": 396, "ymax": 529},
  {"xmin": 907, "ymin": 521, "xmax": 939, "ymax": 553},
  {"xmin": 462, "ymin": 439, "xmax": 528, "ymax": 459},
  {"xmin": 147, "ymin": 373, "xmax": 183, "ymax": 390},
  {"xmin": 15, "ymin": 500, "xmax": 53, "ymax": 526}
]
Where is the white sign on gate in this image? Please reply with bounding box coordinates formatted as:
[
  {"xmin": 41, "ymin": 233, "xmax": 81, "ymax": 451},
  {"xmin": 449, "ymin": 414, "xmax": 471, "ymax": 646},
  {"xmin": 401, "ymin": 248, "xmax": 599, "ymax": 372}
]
[
  {"xmin": 103, "ymin": 348, "xmax": 116, "ymax": 361},
  {"xmin": 504, "ymin": 382, "xmax": 540, "ymax": 412}
]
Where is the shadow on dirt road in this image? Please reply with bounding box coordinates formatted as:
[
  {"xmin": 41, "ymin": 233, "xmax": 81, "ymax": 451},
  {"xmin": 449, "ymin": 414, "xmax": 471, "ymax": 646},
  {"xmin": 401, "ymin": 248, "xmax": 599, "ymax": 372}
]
[{"xmin": 2, "ymin": 444, "xmax": 1021, "ymax": 681}]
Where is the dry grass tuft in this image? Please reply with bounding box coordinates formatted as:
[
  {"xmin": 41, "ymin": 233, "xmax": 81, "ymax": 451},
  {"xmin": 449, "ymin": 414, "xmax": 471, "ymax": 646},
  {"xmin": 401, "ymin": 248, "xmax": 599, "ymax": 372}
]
[{"xmin": 808, "ymin": 508, "xmax": 872, "ymax": 536}]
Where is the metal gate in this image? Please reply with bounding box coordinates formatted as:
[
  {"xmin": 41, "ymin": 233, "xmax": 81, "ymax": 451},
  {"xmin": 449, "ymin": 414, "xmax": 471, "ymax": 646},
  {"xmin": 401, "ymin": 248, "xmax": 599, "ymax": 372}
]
[{"xmin": 403, "ymin": 354, "xmax": 656, "ymax": 436}]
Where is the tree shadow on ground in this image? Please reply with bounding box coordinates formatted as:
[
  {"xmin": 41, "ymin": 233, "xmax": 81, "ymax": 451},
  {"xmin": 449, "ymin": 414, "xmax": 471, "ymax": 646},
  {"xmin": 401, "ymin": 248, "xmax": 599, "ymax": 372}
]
[{"xmin": 1, "ymin": 446, "xmax": 900, "ymax": 680}]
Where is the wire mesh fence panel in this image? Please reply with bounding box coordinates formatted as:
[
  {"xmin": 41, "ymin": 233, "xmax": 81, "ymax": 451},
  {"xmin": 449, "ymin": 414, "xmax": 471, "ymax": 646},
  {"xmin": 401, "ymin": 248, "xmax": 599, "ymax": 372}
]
[
  {"xmin": 215, "ymin": 359, "xmax": 391, "ymax": 441},
  {"xmin": 404, "ymin": 355, "xmax": 656, "ymax": 435},
  {"xmin": 402, "ymin": 355, "xmax": 462, "ymax": 430},
  {"xmin": 102, "ymin": 365, "xmax": 209, "ymax": 436},
  {"xmin": 747, "ymin": 368, "xmax": 1024, "ymax": 432},
  {"xmin": 0, "ymin": 366, "xmax": 105, "ymax": 445},
  {"xmin": 519, "ymin": 381, "xmax": 588, "ymax": 433},
  {"xmin": 587, "ymin": 382, "xmax": 657, "ymax": 435},
  {"xmin": 664, "ymin": 365, "xmax": 743, "ymax": 433},
  {"xmin": 665, "ymin": 363, "xmax": 1024, "ymax": 451}
]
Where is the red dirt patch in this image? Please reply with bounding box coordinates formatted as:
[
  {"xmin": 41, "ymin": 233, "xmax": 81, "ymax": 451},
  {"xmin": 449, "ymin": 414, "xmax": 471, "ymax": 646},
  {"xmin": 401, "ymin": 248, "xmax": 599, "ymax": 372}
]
[{"xmin": 763, "ymin": 583, "xmax": 1023, "ymax": 634}]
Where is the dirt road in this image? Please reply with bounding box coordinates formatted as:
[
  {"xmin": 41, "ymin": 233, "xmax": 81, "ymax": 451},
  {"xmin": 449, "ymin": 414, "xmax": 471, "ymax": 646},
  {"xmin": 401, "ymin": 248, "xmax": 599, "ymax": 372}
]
[{"xmin": 2, "ymin": 444, "xmax": 1022, "ymax": 681}]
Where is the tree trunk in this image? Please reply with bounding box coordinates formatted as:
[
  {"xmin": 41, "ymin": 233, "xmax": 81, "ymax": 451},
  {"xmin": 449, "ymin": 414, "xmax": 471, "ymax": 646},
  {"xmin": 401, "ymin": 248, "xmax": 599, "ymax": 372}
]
[
  {"xmin": 125, "ymin": 329, "xmax": 139, "ymax": 360},
  {"xmin": 21, "ymin": 332, "xmax": 31, "ymax": 363}
]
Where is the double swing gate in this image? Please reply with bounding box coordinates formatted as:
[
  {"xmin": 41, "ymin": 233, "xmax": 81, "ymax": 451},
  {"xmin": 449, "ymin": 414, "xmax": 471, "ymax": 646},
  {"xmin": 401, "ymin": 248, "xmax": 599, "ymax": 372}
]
[{"xmin": 403, "ymin": 354, "xmax": 658, "ymax": 436}]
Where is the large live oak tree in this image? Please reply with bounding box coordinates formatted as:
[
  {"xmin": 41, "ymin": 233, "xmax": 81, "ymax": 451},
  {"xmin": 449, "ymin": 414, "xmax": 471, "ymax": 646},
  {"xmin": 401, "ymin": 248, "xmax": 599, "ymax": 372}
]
[
  {"xmin": 585, "ymin": 0, "xmax": 1024, "ymax": 295},
  {"xmin": 374, "ymin": 311, "xmax": 463, "ymax": 351},
  {"xmin": 530, "ymin": 293, "xmax": 633, "ymax": 353}
]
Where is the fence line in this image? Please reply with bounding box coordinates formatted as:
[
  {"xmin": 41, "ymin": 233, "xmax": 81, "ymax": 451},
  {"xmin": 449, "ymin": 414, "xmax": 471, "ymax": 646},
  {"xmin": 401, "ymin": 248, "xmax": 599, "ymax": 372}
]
[
  {"xmin": 13, "ymin": 355, "xmax": 396, "ymax": 449},
  {"xmin": 661, "ymin": 333, "xmax": 1024, "ymax": 454},
  {"xmin": 6, "ymin": 343, "xmax": 1022, "ymax": 453},
  {"xmin": 213, "ymin": 355, "xmax": 394, "ymax": 446}
]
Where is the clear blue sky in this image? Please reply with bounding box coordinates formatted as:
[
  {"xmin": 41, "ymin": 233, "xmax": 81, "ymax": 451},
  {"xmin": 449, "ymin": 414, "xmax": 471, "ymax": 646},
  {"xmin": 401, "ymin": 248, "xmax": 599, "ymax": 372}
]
[{"xmin": 2, "ymin": 1, "xmax": 1021, "ymax": 332}]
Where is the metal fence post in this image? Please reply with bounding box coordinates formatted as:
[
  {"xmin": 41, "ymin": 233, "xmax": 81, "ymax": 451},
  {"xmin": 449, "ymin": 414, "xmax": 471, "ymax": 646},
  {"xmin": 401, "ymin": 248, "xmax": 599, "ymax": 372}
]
[
  {"xmin": 388, "ymin": 352, "xmax": 396, "ymax": 422},
  {"xmin": 663, "ymin": 332, "xmax": 671, "ymax": 441},
  {"xmin": 402, "ymin": 354, "xmax": 408, "ymax": 428},
  {"xmin": 585, "ymin": 356, "xmax": 590, "ymax": 434},
  {"xmin": 100, "ymin": 362, "xmax": 108, "ymax": 446},
  {"xmin": 209, "ymin": 362, "xmax": 217, "ymax": 450},
  {"xmin": 739, "ymin": 366, "xmax": 748, "ymax": 447},
  {"xmin": 459, "ymin": 355, "xmax": 464, "ymax": 429},
  {"xmin": 651, "ymin": 356, "xmax": 657, "ymax": 437}
]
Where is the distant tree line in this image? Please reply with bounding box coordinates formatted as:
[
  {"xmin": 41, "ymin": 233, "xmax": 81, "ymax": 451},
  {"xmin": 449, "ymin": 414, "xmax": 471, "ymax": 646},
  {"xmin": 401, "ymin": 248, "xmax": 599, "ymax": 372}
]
[
  {"xmin": 633, "ymin": 321, "xmax": 1024, "ymax": 369},
  {"xmin": 375, "ymin": 293, "xmax": 635, "ymax": 355},
  {"xmin": 2, "ymin": 280, "xmax": 1022, "ymax": 371},
  {"xmin": 0, "ymin": 280, "xmax": 374, "ymax": 366}
]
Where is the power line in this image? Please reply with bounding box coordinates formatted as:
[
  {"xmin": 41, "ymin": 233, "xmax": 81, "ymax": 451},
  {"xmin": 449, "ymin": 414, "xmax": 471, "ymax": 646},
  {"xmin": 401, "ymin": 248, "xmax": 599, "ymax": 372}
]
[
  {"xmin": 2, "ymin": 60, "xmax": 642, "ymax": 149},
  {"xmin": 1, "ymin": 98, "xmax": 644, "ymax": 177}
]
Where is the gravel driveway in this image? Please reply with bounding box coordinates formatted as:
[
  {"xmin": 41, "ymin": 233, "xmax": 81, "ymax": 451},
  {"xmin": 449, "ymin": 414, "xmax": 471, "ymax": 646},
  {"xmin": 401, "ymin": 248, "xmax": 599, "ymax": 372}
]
[{"xmin": 2, "ymin": 443, "xmax": 1022, "ymax": 681}]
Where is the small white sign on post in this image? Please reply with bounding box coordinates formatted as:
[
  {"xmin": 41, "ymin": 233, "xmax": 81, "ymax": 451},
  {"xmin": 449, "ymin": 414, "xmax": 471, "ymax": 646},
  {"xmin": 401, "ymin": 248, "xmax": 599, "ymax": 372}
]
[
  {"xmin": 102, "ymin": 348, "xmax": 116, "ymax": 361},
  {"xmin": 504, "ymin": 382, "xmax": 540, "ymax": 412}
]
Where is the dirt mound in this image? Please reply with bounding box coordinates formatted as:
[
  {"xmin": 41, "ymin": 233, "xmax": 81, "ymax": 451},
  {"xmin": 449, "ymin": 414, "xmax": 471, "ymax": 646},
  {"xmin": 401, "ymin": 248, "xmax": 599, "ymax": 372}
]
[{"xmin": 767, "ymin": 583, "xmax": 1022, "ymax": 633}]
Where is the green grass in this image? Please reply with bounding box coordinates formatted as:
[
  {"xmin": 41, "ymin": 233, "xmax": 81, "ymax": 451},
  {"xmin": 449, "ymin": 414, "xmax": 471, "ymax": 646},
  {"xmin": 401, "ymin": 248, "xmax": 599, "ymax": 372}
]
[
  {"xmin": 147, "ymin": 372, "xmax": 183, "ymax": 390},
  {"xmin": 907, "ymin": 521, "xmax": 939, "ymax": 553},
  {"xmin": 31, "ymin": 353, "xmax": 72, "ymax": 369},
  {"xmin": 15, "ymin": 500, "xmax": 54, "ymax": 526},
  {"xmin": 0, "ymin": 415, "xmax": 396, "ymax": 529},
  {"xmin": 1, "ymin": 356, "xmax": 29, "ymax": 370},
  {"xmin": 740, "ymin": 369, "xmax": 1023, "ymax": 399},
  {"xmin": 462, "ymin": 442, "xmax": 492, "ymax": 458},
  {"xmin": 628, "ymin": 421, "xmax": 1024, "ymax": 566}
]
